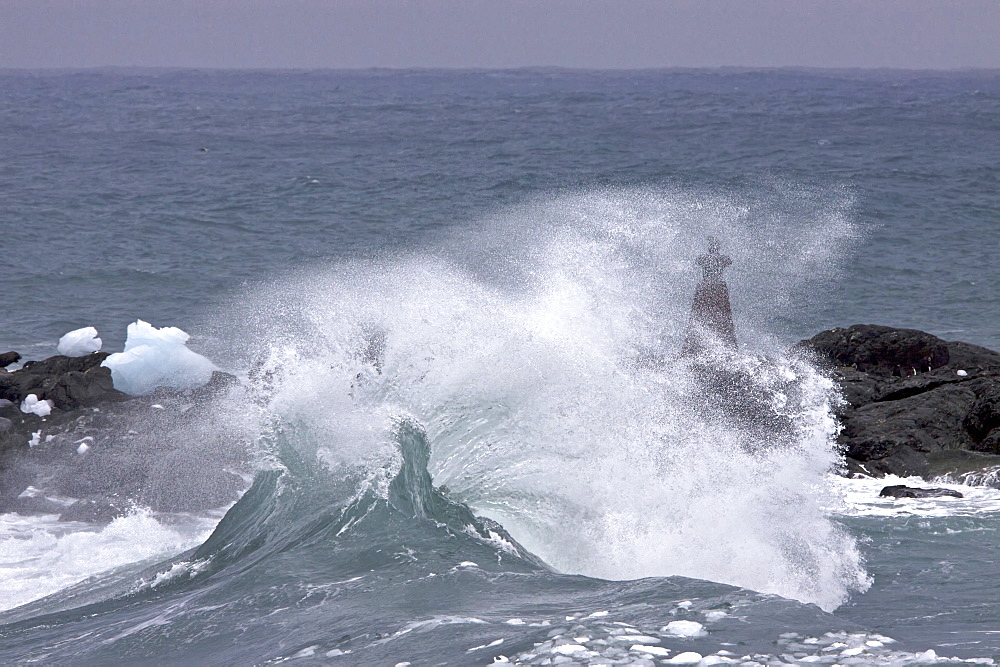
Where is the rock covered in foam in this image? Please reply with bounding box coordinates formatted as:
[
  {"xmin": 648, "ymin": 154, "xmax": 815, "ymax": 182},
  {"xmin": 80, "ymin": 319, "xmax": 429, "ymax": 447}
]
[
  {"xmin": 102, "ymin": 320, "xmax": 217, "ymax": 396},
  {"xmin": 879, "ymin": 484, "xmax": 964, "ymax": 499},
  {"xmin": 57, "ymin": 327, "xmax": 102, "ymax": 357}
]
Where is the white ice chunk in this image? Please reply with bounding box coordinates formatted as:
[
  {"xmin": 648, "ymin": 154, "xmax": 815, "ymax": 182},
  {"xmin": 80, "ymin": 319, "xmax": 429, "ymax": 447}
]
[
  {"xmin": 77, "ymin": 443, "xmax": 90, "ymax": 454},
  {"xmin": 666, "ymin": 651, "xmax": 703, "ymax": 663},
  {"xmin": 57, "ymin": 327, "xmax": 102, "ymax": 357},
  {"xmin": 102, "ymin": 320, "xmax": 216, "ymax": 396},
  {"xmin": 28, "ymin": 431, "xmax": 41, "ymax": 447},
  {"xmin": 631, "ymin": 644, "xmax": 671, "ymax": 657},
  {"xmin": 616, "ymin": 635, "xmax": 661, "ymax": 643},
  {"xmin": 957, "ymin": 369, "xmax": 968, "ymax": 376},
  {"xmin": 21, "ymin": 394, "xmax": 53, "ymax": 417},
  {"xmin": 662, "ymin": 620, "xmax": 707, "ymax": 637}
]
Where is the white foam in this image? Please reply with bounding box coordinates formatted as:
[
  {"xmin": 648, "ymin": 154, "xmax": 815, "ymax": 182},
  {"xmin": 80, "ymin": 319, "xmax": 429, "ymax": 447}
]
[
  {"xmin": 500, "ymin": 619, "xmax": 995, "ymax": 666},
  {"xmin": 20, "ymin": 394, "xmax": 53, "ymax": 416},
  {"xmin": 241, "ymin": 187, "xmax": 869, "ymax": 612},
  {"xmin": 831, "ymin": 475, "xmax": 1000, "ymax": 518},
  {"xmin": 57, "ymin": 326, "xmax": 102, "ymax": 357},
  {"xmin": 0, "ymin": 509, "xmax": 218, "ymax": 612},
  {"xmin": 102, "ymin": 320, "xmax": 216, "ymax": 396}
]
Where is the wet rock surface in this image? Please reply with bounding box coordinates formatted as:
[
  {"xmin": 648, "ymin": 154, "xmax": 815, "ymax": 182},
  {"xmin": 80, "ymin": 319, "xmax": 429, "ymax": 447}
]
[
  {"xmin": 799, "ymin": 324, "xmax": 1000, "ymax": 478},
  {"xmin": 0, "ymin": 351, "xmax": 249, "ymax": 521},
  {"xmin": 879, "ymin": 484, "xmax": 964, "ymax": 499}
]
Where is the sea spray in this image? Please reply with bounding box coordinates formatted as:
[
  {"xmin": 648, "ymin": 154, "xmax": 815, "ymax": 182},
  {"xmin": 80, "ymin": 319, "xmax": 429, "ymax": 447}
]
[{"xmin": 236, "ymin": 185, "xmax": 869, "ymax": 610}]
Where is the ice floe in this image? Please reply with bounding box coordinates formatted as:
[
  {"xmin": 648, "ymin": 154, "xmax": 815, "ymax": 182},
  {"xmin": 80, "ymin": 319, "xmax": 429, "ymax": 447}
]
[
  {"xmin": 102, "ymin": 320, "xmax": 216, "ymax": 396},
  {"xmin": 57, "ymin": 326, "xmax": 102, "ymax": 357},
  {"xmin": 20, "ymin": 393, "xmax": 53, "ymax": 416}
]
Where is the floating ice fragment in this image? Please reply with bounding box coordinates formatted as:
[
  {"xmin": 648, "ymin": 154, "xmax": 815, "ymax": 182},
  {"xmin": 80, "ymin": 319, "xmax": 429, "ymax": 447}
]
[
  {"xmin": 957, "ymin": 370, "xmax": 968, "ymax": 376},
  {"xmin": 586, "ymin": 610, "xmax": 609, "ymax": 618},
  {"xmin": 553, "ymin": 644, "xmax": 588, "ymax": 655},
  {"xmin": 57, "ymin": 327, "xmax": 102, "ymax": 357},
  {"xmin": 669, "ymin": 650, "xmax": 705, "ymax": 663},
  {"xmin": 77, "ymin": 442, "xmax": 89, "ymax": 454},
  {"xmin": 28, "ymin": 430, "xmax": 41, "ymax": 447},
  {"xmin": 662, "ymin": 620, "xmax": 707, "ymax": 637},
  {"xmin": 616, "ymin": 635, "xmax": 661, "ymax": 643},
  {"xmin": 704, "ymin": 610, "xmax": 728, "ymax": 622},
  {"xmin": 505, "ymin": 618, "xmax": 526, "ymax": 625},
  {"xmin": 21, "ymin": 394, "xmax": 53, "ymax": 416},
  {"xmin": 102, "ymin": 320, "xmax": 217, "ymax": 396},
  {"xmin": 677, "ymin": 600, "xmax": 693, "ymax": 609},
  {"xmin": 632, "ymin": 644, "xmax": 671, "ymax": 657}
]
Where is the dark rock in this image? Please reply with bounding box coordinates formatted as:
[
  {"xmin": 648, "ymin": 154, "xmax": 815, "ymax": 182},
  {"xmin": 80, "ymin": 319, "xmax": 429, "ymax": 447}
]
[
  {"xmin": 963, "ymin": 379, "xmax": 1000, "ymax": 444},
  {"xmin": 830, "ymin": 368, "xmax": 886, "ymax": 410},
  {"xmin": 0, "ymin": 352, "xmax": 127, "ymax": 410},
  {"xmin": 972, "ymin": 429, "xmax": 1000, "ymax": 455},
  {"xmin": 839, "ymin": 383, "xmax": 977, "ymax": 476},
  {"xmin": 799, "ymin": 324, "xmax": 950, "ymax": 376},
  {"xmin": 0, "ymin": 352, "xmax": 20, "ymax": 368},
  {"xmin": 945, "ymin": 341, "xmax": 1000, "ymax": 374},
  {"xmin": 879, "ymin": 484, "xmax": 964, "ymax": 499},
  {"xmin": 873, "ymin": 367, "xmax": 970, "ymax": 403},
  {"xmin": 926, "ymin": 449, "xmax": 1000, "ymax": 480},
  {"xmin": 795, "ymin": 325, "xmax": 1000, "ymax": 479}
]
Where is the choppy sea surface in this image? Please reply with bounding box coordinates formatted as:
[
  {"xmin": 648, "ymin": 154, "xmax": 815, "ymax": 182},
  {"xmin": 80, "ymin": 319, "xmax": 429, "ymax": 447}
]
[{"xmin": 1, "ymin": 69, "xmax": 999, "ymax": 664}]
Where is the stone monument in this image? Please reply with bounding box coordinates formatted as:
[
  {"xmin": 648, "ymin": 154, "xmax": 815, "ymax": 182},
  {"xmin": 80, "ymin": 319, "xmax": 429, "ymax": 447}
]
[{"xmin": 680, "ymin": 236, "xmax": 737, "ymax": 357}]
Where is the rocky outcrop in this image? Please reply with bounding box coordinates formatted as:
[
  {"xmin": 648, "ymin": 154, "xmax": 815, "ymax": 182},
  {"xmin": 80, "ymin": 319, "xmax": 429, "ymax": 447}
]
[
  {"xmin": 798, "ymin": 324, "xmax": 1000, "ymax": 478},
  {"xmin": 0, "ymin": 351, "xmax": 21, "ymax": 368},
  {"xmin": 879, "ymin": 484, "xmax": 964, "ymax": 499},
  {"xmin": 0, "ymin": 352, "xmax": 127, "ymax": 411},
  {"xmin": 0, "ymin": 350, "xmax": 246, "ymax": 520}
]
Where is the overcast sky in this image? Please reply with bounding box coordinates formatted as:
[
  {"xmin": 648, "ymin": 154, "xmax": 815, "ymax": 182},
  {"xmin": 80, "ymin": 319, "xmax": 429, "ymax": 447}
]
[{"xmin": 1, "ymin": 0, "xmax": 997, "ymax": 70}]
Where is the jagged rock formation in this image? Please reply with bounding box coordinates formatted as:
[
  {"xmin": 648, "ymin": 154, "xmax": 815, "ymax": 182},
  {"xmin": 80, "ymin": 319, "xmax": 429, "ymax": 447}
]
[{"xmin": 798, "ymin": 324, "xmax": 1000, "ymax": 478}]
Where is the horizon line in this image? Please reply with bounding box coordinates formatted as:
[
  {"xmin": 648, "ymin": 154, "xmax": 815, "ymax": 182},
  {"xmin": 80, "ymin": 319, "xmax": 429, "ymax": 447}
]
[{"xmin": 3, "ymin": 65, "xmax": 999, "ymax": 75}]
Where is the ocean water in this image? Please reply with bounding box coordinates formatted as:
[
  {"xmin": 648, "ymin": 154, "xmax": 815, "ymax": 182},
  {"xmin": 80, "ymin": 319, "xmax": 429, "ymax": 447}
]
[{"xmin": 1, "ymin": 69, "xmax": 999, "ymax": 664}]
